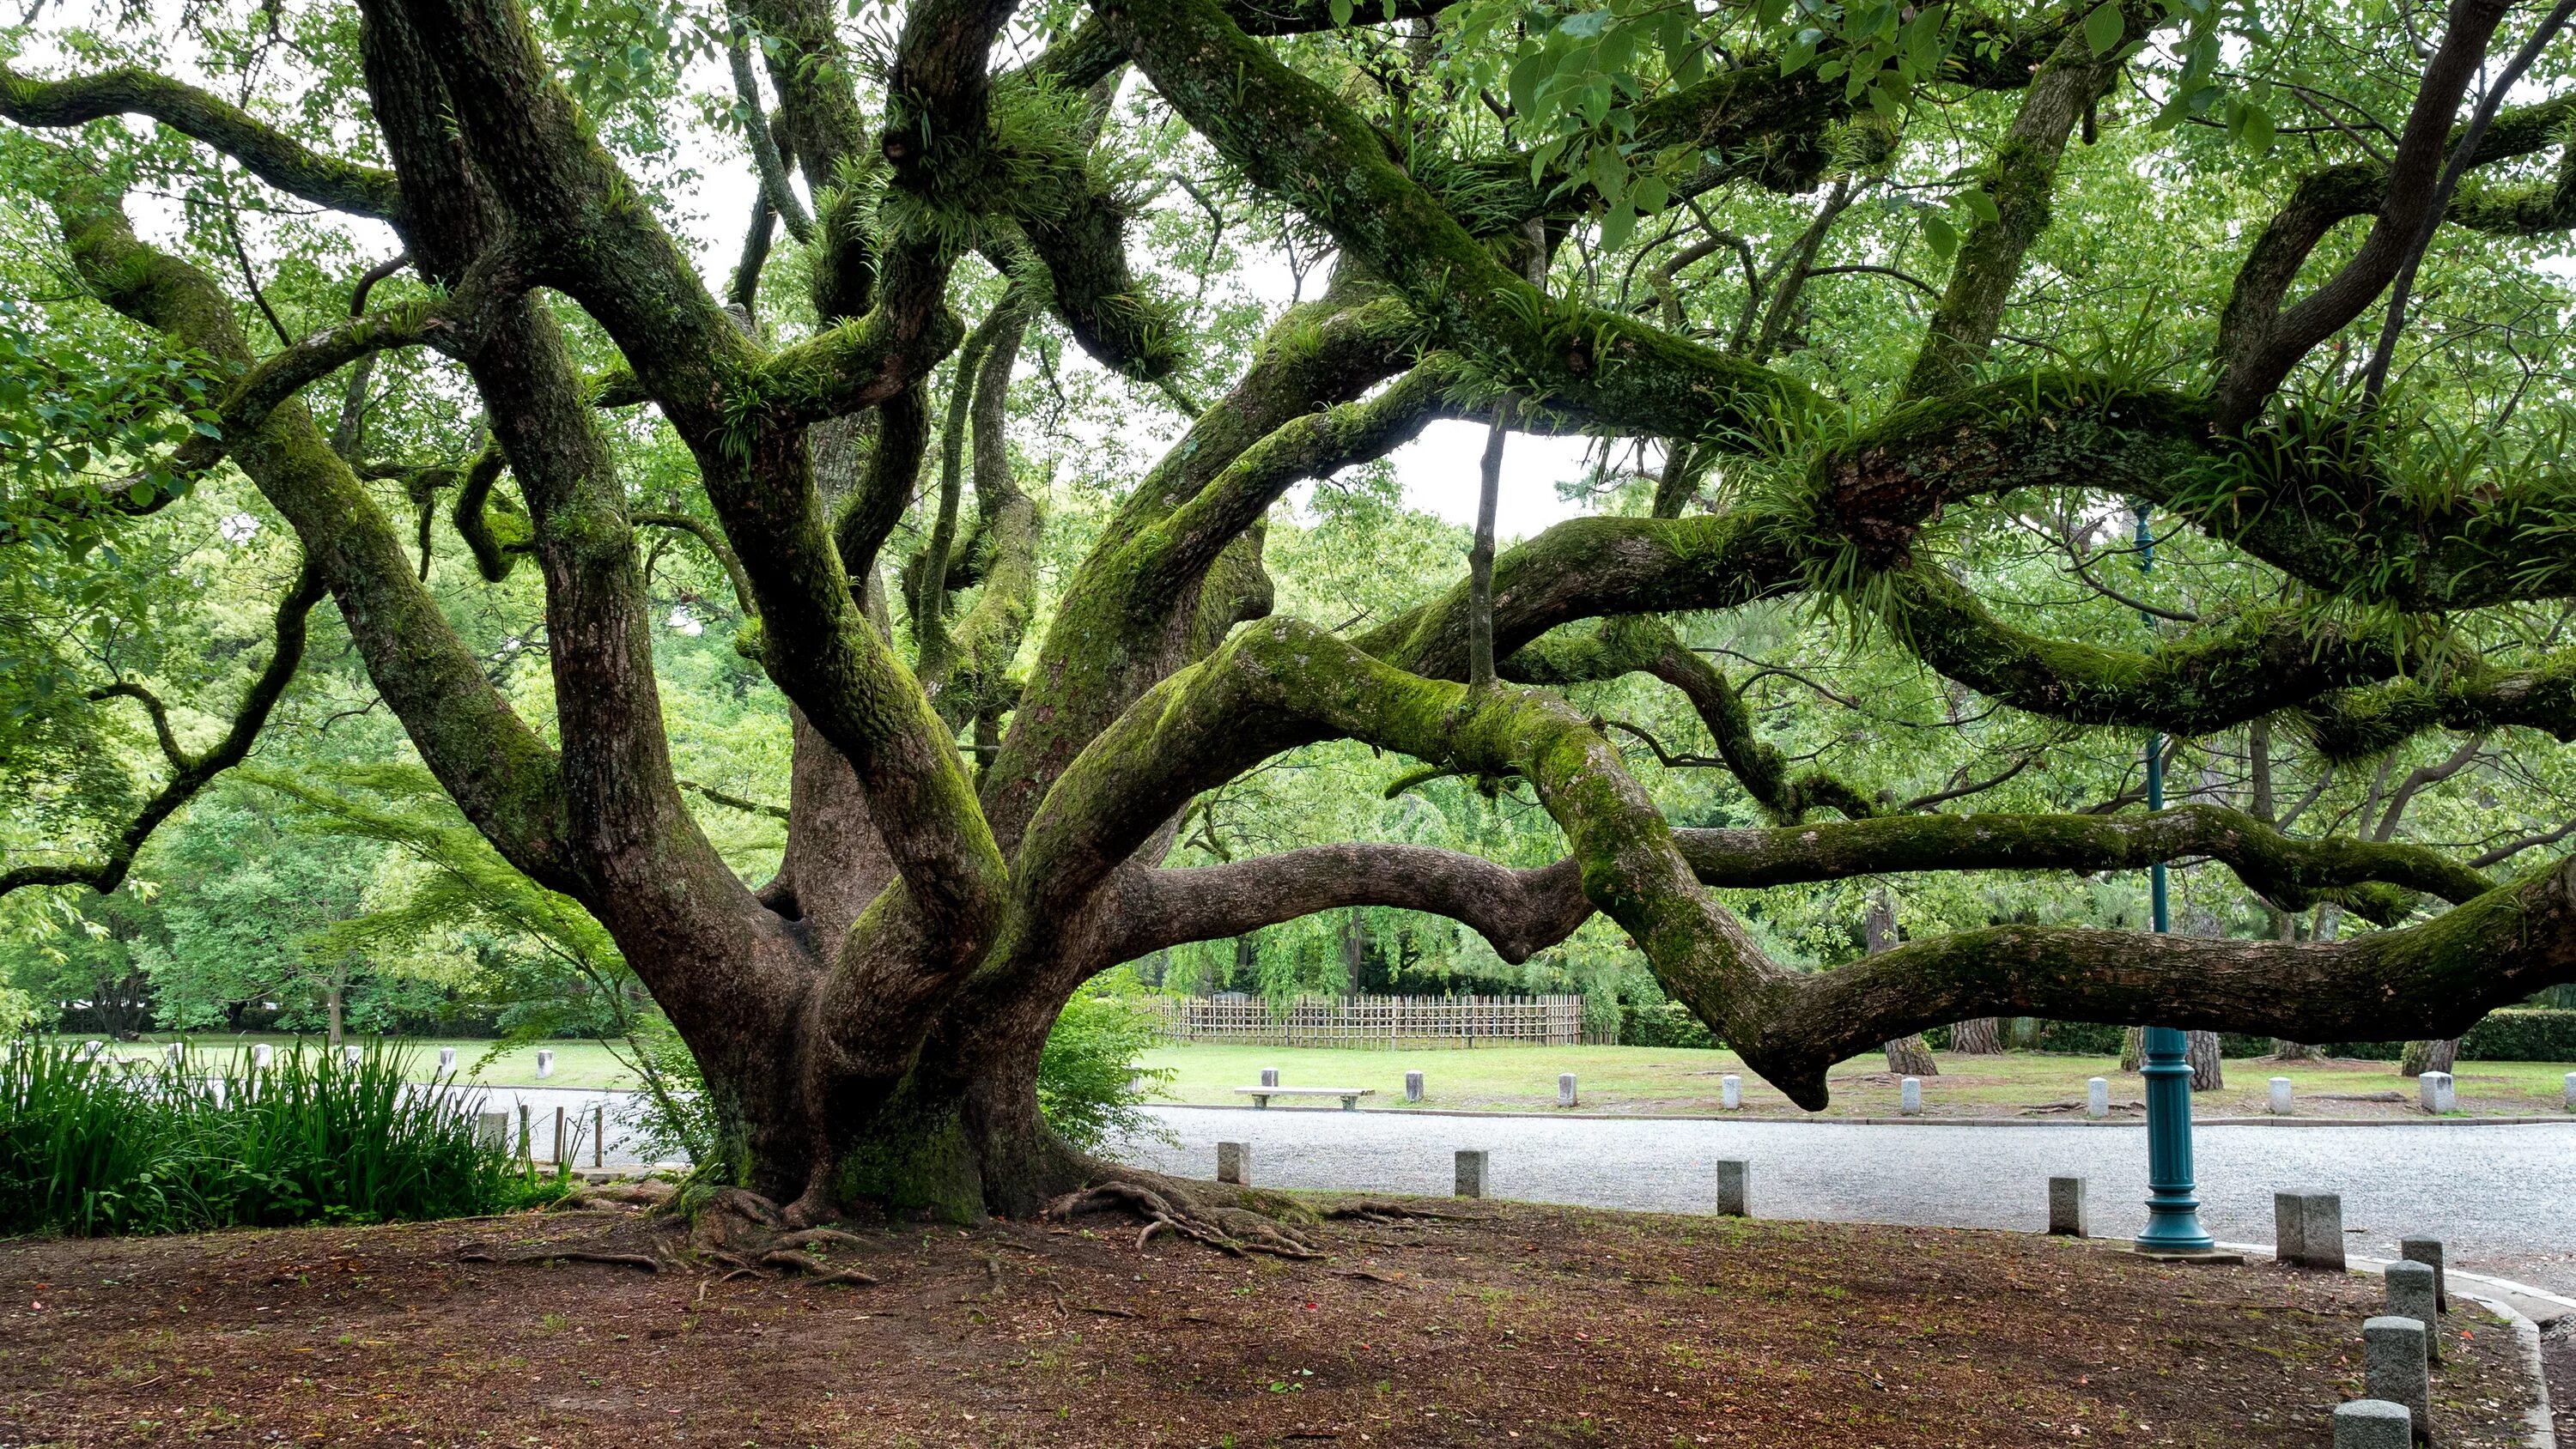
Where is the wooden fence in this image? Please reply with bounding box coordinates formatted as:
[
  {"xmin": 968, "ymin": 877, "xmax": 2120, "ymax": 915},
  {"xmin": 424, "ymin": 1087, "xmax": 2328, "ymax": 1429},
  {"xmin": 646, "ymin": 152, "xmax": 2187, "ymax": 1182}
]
[{"xmin": 1143, "ymin": 994, "xmax": 1596, "ymax": 1048}]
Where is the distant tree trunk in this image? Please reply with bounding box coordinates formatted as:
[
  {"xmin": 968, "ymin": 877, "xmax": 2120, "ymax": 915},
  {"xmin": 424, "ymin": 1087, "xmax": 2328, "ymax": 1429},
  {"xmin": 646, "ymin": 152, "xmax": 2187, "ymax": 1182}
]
[
  {"xmin": 1950, "ymin": 1017, "xmax": 2004, "ymax": 1054},
  {"xmin": 325, "ymin": 982, "xmax": 345, "ymax": 1051},
  {"xmin": 2119, "ymin": 1026, "xmax": 2145, "ymax": 1073},
  {"xmin": 2272, "ymin": 1039, "xmax": 2318, "ymax": 1060},
  {"xmin": 2399, "ymin": 1039, "xmax": 2458, "ymax": 1076},
  {"xmin": 2186, "ymin": 1029, "xmax": 2223, "ymax": 1091},
  {"xmin": 1863, "ymin": 889, "xmax": 1937, "ymax": 1076},
  {"xmin": 1342, "ymin": 908, "xmax": 1367, "ymax": 991}
]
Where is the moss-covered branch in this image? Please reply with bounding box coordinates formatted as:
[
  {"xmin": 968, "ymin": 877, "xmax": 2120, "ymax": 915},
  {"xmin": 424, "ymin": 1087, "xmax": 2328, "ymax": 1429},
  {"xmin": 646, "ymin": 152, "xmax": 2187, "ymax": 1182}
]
[{"xmin": 1, "ymin": 61, "xmax": 400, "ymax": 217}]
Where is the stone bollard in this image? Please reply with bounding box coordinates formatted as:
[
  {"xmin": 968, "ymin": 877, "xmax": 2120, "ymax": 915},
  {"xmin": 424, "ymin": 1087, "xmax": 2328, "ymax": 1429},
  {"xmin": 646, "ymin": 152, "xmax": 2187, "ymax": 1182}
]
[
  {"xmin": 252, "ymin": 1043, "xmax": 274, "ymax": 1072},
  {"xmin": 78, "ymin": 1040, "xmax": 106, "ymax": 1060},
  {"xmin": 2399, "ymin": 1237, "xmax": 2449, "ymax": 1313},
  {"xmin": 2333, "ymin": 1399, "xmax": 2415, "ymax": 1449},
  {"xmin": 1899, "ymin": 1076, "xmax": 1922, "ymax": 1116},
  {"xmin": 1404, "ymin": 1070, "xmax": 1424, "ymax": 1103},
  {"xmin": 2047, "ymin": 1177, "xmax": 2088, "ymax": 1238},
  {"xmin": 1454, "ymin": 1149, "xmax": 1488, "ymax": 1199},
  {"xmin": 475, "ymin": 1111, "xmax": 510, "ymax": 1151},
  {"xmin": 1715, "ymin": 1161, "xmax": 1751, "ymax": 1218},
  {"xmin": 164, "ymin": 1042, "xmax": 184, "ymax": 1069},
  {"xmin": 1216, "ymin": 1141, "xmax": 1251, "ymax": 1185},
  {"xmin": 2385, "ymin": 1261, "xmax": 2440, "ymax": 1363},
  {"xmin": 2417, "ymin": 1070, "xmax": 2454, "ymax": 1114},
  {"xmin": 343, "ymin": 1044, "xmax": 361, "ymax": 1069},
  {"xmin": 1721, "ymin": 1074, "xmax": 1742, "ymax": 1110},
  {"xmin": 2363, "ymin": 1317, "xmax": 2432, "ymax": 1443},
  {"xmin": 2564, "ymin": 1071, "xmax": 2574, "ymax": 1112},
  {"xmin": 1558, "ymin": 1074, "xmax": 1577, "ymax": 1108},
  {"xmin": 438, "ymin": 1046, "xmax": 458, "ymax": 1074},
  {"xmin": 2269, "ymin": 1076, "xmax": 2293, "ymax": 1115},
  {"xmin": 1260, "ymin": 1067, "xmax": 1280, "ymax": 1089},
  {"xmin": 2274, "ymin": 1191, "xmax": 2346, "ymax": 1269},
  {"xmin": 535, "ymin": 1049, "xmax": 554, "ymax": 1081},
  {"xmin": 2086, "ymin": 1076, "xmax": 2109, "ymax": 1119}
]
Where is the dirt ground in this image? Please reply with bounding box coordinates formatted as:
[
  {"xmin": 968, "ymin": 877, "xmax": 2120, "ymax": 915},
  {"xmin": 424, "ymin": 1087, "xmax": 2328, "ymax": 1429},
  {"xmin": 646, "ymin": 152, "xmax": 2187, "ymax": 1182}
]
[{"xmin": 0, "ymin": 1198, "xmax": 2543, "ymax": 1448}]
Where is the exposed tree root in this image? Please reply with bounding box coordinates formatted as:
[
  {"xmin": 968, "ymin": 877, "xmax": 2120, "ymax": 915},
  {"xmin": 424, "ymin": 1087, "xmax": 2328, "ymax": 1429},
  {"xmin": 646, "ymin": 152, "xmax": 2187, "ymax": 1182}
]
[
  {"xmin": 1319, "ymin": 1201, "xmax": 1467, "ymax": 1223},
  {"xmin": 1045, "ymin": 1181, "xmax": 1324, "ymax": 1259},
  {"xmin": 758, "ymin": 1248, "xmax": 879, "ymax": 1286},
  {"xmin": 457, "ymin": 1248, "xmax": 665, "ymax": 1272},
  {"xmin": 669, "ymin": 1185, "xmax": 879, "ymax": 1286}
]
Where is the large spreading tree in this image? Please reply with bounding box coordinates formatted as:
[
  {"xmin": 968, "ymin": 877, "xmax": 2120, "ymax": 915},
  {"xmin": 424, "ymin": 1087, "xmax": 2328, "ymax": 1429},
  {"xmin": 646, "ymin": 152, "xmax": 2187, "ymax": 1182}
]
[{"xmin": 5, "ymin": 0, "xmax": 2576, "ymax": 1222}]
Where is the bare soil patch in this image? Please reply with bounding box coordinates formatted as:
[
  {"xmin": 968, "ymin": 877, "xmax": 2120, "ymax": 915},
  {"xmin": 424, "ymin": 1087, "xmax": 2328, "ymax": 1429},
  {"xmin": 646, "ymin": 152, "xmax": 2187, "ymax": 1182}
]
[{"xmin": 0, "ymin": 1199, "xmax": 2540, "ymax": 1447}]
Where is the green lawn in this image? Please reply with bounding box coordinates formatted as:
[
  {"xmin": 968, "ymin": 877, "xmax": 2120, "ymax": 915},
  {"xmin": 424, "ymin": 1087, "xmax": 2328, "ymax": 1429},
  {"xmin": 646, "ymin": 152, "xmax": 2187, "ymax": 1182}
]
[
  {"xmin": 1138, "ymin": 1040, "xmax": 2576, "ymax": 1119},
  {"xmin": 61, "ymin": 1034, "xmax": 2573, "ymax": 1117}
]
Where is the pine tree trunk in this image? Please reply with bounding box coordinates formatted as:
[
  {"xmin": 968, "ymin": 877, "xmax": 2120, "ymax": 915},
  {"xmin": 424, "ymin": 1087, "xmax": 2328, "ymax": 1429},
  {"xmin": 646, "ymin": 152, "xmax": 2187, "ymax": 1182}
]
[
  {"xmin": 1862, "ymin": 890, "xmax": 1935, "ymax": 1076},
  {"xmin": 1950, "ymin": 1017, "xmax": 2004, "ymax": 1054},
  {"xmin": 1882, "ymin": 1035, "xmax": 1938, "ymax": 1076},
  {"xmin": 2185, "ymin": 1029, "xmax": 2223, "ymax": 1091},
  {"xmin": 2398, "ymin": 1039, "xmax": 2458, "ymax": 1076}
]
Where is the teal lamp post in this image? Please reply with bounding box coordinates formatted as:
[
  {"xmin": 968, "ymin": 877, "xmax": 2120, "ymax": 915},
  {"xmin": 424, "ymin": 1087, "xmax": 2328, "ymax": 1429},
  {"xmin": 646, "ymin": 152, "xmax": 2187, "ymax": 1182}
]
[{"xmin": 2129, "ymin": 503, "xmax": 2216, "ymax": 1254}]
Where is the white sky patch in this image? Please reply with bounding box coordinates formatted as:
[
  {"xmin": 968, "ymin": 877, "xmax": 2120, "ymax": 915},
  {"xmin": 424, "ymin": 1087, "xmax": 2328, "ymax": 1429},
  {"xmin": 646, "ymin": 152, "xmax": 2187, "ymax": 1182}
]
[
  {"xmin": 216, "ymin": 512, "xmax": 261, "ymax": 544},
  {"xmin": 667, "ymin": 604, "xmax": 705, "ymax": 636}
]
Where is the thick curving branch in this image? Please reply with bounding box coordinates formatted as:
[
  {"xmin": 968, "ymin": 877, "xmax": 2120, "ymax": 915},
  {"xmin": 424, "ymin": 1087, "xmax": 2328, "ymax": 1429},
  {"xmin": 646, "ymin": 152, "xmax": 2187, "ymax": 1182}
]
[
  {"xmin": 1031, "ymin": 619, "xmax": 2576, "ymax": 1107},
  {"xmin": 0, "ymin": 560, "xmax": 326, "ymax": 900},
  {"xmin": 53, "ymin": 186, "xmax": 576, "ymax": 887},
  {"xmin": 1102, "ymin": 802, "xmax": 2498, "ymax": 964},
  {"xmin": 1, "ymin": 63, "xmax": 401, "ymax": 218},
  {"xmin": 1093, "ymin": 0, "xmax": 1808, "ymax": 443}
]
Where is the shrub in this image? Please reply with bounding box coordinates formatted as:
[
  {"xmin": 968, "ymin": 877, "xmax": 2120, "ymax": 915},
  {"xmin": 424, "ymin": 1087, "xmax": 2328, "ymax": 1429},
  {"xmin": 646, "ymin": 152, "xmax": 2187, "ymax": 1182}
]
[
  {"xmin": 0, "ymin": 1040, "xmax": 508, "ymax": 1235},
  {"xmin": 1619, "ymin": 1000, "xmax": 1722, "ymax": 1050},
  {"xmin": 1037, "ymin": 991, "xmax": 1173, "ymax": 1151}
]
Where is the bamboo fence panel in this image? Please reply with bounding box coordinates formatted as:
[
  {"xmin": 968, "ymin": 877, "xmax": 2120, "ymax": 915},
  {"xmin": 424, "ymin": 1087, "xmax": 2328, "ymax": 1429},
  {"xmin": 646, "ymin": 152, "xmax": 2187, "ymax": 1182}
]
[{"xmin": 1143, "ymin": 994, "xmax": 1599, "ymax": 1047}]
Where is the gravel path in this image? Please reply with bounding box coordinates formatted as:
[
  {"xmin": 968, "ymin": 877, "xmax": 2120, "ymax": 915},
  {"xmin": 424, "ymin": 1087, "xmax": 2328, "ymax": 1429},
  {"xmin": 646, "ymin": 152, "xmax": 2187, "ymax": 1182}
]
[{"xmin": 1114, "ymin": 1106, "xmax": 2576, "ymax": 1297}]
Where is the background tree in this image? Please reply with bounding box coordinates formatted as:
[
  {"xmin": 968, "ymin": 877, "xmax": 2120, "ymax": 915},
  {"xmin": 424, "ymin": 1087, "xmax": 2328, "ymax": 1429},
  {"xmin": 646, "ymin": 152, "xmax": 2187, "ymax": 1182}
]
[{"xmin": 3, "ymin": 0, "xmax": 2576, "ymax": 1230}]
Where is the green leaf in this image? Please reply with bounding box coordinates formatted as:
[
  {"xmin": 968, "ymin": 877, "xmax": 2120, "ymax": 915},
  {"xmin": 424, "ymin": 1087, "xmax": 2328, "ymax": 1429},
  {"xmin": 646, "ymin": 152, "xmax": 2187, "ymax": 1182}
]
[
  {"xmin": 1959, "ymin": 188, "xmax": 2000, "ymax": 225},
  {"xmin": 1328, "ymin": 0, "xmax": 1352, "ymax": 25},
  {"xmin": 1781, "ymin": 29, "xmax": 1820, "ymax": 75},
  {"xmin": 2239, "ymin": 101, "xmax": 2275, "ymax": 154},
  {"xmin": 1923, "ymin": 213, "xmax": 1959, "ymax": 259},
  {"xmin": 2082, "ymin": 0, "xmax": 2124, "ymax": 57}
]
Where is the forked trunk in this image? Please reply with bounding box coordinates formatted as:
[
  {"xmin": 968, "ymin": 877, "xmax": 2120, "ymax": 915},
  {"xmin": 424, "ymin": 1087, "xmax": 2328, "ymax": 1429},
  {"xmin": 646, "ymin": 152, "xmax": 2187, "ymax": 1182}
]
[{"xmin": 1949, "ymin": 1017, "xmax": 2003, "ymax": 1054}]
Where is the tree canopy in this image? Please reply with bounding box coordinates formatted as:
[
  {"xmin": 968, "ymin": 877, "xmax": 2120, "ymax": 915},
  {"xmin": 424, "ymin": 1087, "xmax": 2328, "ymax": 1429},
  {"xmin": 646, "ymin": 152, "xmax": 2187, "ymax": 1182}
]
[{"xmin": 3, "ymin": 0, "xmax": 2574, "ymax": 1217}]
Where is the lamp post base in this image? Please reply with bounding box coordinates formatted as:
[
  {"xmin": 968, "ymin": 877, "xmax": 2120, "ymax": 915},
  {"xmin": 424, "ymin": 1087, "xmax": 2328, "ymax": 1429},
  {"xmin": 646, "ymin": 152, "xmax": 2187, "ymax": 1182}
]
[{"xmin": 2129, "ymin": 1247, "xmax": 2247, "ymax": 1264}]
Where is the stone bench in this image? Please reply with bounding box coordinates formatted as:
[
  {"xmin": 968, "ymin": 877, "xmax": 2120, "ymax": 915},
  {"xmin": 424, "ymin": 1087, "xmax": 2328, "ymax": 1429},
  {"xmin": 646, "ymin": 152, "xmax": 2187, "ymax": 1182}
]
[{"xmin": 1235, "ymin": 1086, "xmax": 1375, "ymax": 1110}]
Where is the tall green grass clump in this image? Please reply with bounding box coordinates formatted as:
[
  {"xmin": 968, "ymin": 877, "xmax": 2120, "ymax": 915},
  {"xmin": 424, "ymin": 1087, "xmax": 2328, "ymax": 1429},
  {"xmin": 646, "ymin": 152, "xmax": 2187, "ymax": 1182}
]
[{"xmin": 0, "ymin": 1040, "xmax": 510, "ymax": 1235}]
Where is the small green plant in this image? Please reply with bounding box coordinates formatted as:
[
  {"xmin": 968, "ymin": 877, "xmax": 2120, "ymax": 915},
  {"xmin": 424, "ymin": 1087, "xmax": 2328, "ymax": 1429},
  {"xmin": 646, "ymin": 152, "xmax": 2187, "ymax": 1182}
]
[{"xmin": 1035, "ymin": 988, "xmax": 1174, "ymax": 1151}]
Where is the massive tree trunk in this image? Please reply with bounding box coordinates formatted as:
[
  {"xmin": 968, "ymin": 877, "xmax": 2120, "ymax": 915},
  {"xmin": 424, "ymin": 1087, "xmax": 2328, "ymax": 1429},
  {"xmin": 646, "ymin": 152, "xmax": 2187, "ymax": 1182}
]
[{"xmin": 2185, "ymin": 1030, "xmax": 2225, "ymax": 1092}]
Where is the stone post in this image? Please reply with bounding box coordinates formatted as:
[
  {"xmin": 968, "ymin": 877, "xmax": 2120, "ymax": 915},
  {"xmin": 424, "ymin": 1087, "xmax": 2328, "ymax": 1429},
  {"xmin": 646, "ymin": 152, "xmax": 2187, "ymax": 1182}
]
[
  {"xmin": 1721, "ymin": 1075, "xmax": 1742, "ymax": 1110},
  {"xmin": 2086, "ymin": 1077, "xmax": 2109, "ymax": 1119},
  {"xmin": 2416, "ymin": 1070, "xmax": 2453, "ymax": 1114},
  {"xmin": 2384, "ymin": 1261, "xmax": 2439, "ymax": 1363},
  {"xmin": 1558, "ymin": 1074, "xmax": 1577, "ymax": 1108},
  {"xmin": 535, "ymin": 1049, "xmax": 555, "ymax": 1081},
  {"xmin": 2269, "ymin": 1076, "xmax": 2293, "ymax": 1115},
  {"xmin": 2362, "ymin": 1316, "xmax": 2431, "ymax": 1443},
  {"xmin": 164, "ymin": 1042, "xmax": 184, "ymax": 1069},
  {"xmin": 1899, "ymin": 1076, "xmax": 1922, "ymax": 1115},
  {"xmin": 2563, "ymin": 1071, "xmax": 2574, "ymax": 1112},
  {"xmin": 475, "ymin": 1111, "xmax": 509, "ymax": 1151},
  {"xmin": 1404, "ymin": 1070, "xmax": 1424, "ymax": 1103},
  {"xmin": 2398, "ymin": 1237, "xmax": 2448, "ymax": 1313},
  {"xmin": 343, "ymin": 1044, "xmax": 361, "ymax": 1069},
  {"xmin": 79, "ymin": 1040, "xmax": 105, "ymax": 1060},
  {"xmin": 438, "ymin": 1046, "xmax": 458, "ymax": 1074},
  {"xmin": 2274, "ymin": 1191, "xmax": 2345, "ymax": 1269},
  {"xmin": 1260, "ymin": 1067, "xmax": 1279, "ymax": 1088},
  {"xmin": 1217, "ymin": 1141, "xmax": 1252, "ymax": 1185},
  {"xmin": 1715, "ymin": 1161, "xmax": 1750, "ymax": 1217},
  {"xmin": 252, "ymin": 1043, "xmax": 274, "ymax": 1072},
  {"xmin": 2048, "ymin": 1177, "xmax": 2088, "ymax": 1238},
  {"xmin": 2332, "ymin": 1399, "xmax": 2414, "ymax": 1449},
  {"xmin": 1454, "ymin": 1149, "xmax": 1488, "ymax": 1198}
]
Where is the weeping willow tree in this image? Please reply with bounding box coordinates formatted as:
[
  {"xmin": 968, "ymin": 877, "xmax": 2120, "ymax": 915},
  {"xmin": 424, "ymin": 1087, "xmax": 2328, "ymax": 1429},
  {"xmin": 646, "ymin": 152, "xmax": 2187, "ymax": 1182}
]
[{"xmin": 5, "ymin": 0, "xmax": 2576, "ymax": 1228}]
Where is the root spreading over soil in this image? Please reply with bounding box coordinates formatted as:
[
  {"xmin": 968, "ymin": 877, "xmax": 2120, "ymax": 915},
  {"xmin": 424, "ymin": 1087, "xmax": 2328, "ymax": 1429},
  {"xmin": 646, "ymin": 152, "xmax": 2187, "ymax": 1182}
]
[{"xmin": 0, "ymin": 1197, "xmax": 2543, "ymax": 1447}]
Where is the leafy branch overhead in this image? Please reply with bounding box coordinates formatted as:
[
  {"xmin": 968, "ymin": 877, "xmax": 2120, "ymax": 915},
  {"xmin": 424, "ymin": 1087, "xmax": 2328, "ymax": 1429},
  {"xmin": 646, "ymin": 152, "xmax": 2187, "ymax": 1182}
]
[{"xmin": 0, "ymin": 0, "xmax": 2572, "ymax": 1217}]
